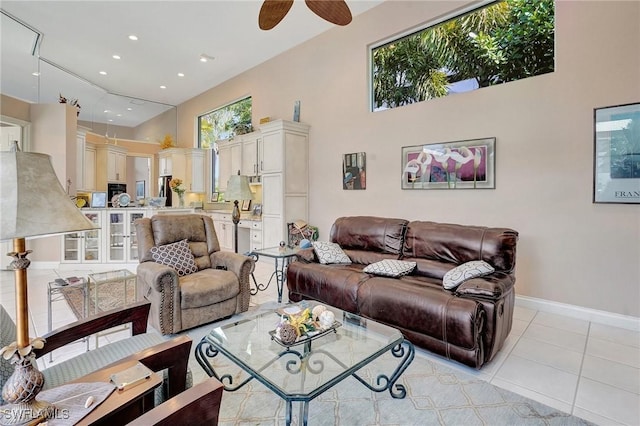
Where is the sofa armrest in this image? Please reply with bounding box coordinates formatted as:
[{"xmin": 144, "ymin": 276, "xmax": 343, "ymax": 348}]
[
  {"xmin": 455, "ymin": 273, "xmax": 515, "ymax": 301},
  {"xmin": 137, "ymin": 261, "xmax": 179, "ymax": 293},
  {"xmin": 34, "ymin": 301, "xmax": 151, "ymax": 358},
  {"xmin": 211, "ymin": 251, "xmax": 254, "ymax": 312}
]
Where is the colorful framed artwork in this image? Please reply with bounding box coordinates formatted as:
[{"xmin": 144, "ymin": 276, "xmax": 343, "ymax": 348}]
[
  {"xmin": 593, "ymin": 102, "xmax": 640, "ymax": 204},
  {"xmin": 401, "ymin": 138, "xmax": 495, "ymax": 190},
  {"xmin": 342, "ymin": 152, "xmax": 366, "ymax": 190}
]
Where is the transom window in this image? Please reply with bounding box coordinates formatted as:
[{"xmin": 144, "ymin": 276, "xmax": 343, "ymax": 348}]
[{"xmin": 371, "ymin": 0, "xmax": 555, "ymax": 111}]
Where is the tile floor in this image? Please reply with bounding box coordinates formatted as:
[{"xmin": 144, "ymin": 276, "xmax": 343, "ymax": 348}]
[{"xmin": 1, "ymin": 261, "xmax": 639, "ymax": 425}]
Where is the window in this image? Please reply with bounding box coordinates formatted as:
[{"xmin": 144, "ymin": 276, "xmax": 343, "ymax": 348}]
[
  {"xmin": 371, "ymin": 0, "xmax": 555, "ymax": 111},
  {"xmin": 198, "ymin": 97, "xmax": 252, "ymax": 199}
]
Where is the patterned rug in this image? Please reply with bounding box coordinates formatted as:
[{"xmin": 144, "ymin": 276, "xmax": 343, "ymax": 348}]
[
  {"xmin": 61, "ymin": 280, "xmax": 136, "ymax": 319},
  {"xmin": 181, "ymin": 303, "xmax": 593, "ymax": 426}
]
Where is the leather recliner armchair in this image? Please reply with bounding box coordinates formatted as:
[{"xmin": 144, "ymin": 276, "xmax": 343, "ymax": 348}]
[{"xmin": 135, "ymin": 214, "xmax": 253, "ymax": 334}]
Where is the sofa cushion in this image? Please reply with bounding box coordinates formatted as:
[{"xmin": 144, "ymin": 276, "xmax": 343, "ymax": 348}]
[
  {"xmin": 403, "ymin": 221, "xmax": 518, "ymax": 273},
  {"xmin": 313, "ymin": 241, "xmax": 352, "ymax": 264},
  {"xmin": 443, "ymin": 260, "xmax": 495, "ymax": 290},
  {"xmin": 151, "ymin": 239, "xmax": 198, "ymax": 276},
  {"xmin": 363, "ymin": 259, "xmax": 416, "ymax": 277},
  {"xmin": 180, "ymin": 269, "xmax": 239, "ymax": 309},
  {"xmin": 330, "ymin": 216, "xmax": 408, "ymax": 254}
]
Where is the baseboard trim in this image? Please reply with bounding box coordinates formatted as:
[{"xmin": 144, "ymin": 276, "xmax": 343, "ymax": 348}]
[{"xmin": 516, "ymin": 295, "xmax": 640, "ymax": 332}]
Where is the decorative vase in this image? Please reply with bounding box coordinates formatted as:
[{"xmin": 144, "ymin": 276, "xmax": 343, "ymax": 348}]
[{"xmin": 178, "ymin": 193, "xmax": 185, "ymax": 207}]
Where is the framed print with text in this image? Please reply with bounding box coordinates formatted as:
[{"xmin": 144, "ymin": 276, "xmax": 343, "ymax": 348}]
[{"xmin": 594, "ymin": 102, "xmax": 640, "ymax": 204}]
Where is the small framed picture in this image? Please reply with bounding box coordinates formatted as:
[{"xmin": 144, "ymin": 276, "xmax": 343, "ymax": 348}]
[
  {"xmin": 211, "ymin": 192, "xmax": 219, "ymax": 202},
  {"xmin": 252, "ymin": 203, "xmax": 262, "ymax": 216},
  {"xmin": 90, "ymin": 192, "xmax": 107, "ymax": 208},
  {"xmin": 241, "ymin": 199, "xmax": 251, "ymax": 211},
  {"xmin": 136, "ymin": 180, "xmax": 145, "ymax": 199}
]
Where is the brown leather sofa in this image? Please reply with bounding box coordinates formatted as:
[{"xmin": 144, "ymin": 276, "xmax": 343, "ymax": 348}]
[{"xmin": 286, "ymin": 216, "xmax": 519, "ymax": 369}]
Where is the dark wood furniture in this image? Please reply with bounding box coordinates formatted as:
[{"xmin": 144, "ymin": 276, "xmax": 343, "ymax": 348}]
[
  {"xmin": 73, "ymin": 359, "xmax": 162, "ymax": 425},
  {"xmin": 127, "ymin": 378, "xmax": 223, "ymax": 426}
]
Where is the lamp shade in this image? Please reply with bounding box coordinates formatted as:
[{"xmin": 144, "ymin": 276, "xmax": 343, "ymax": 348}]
[
  {"xmin": 1, "ymin": 150, "xmax": 98, "ymax": 240},
  {"xmin": 225, "ymin": 173, "xmax": 253, "ymax": 201}
]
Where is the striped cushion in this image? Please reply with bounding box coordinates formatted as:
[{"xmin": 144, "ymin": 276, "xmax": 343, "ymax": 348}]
[{"xmin": 42, "ymin": 333, "xmax": 165, "ymax": 389}]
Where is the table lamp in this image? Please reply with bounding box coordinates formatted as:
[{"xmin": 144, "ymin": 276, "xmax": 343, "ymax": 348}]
[
  {"xmin": 224, "ymin": 171, "xmax": 253, "ymax": 253},
  {"xmin": 0, "ymin": 143, "xmax": 97, "ymax": 424}
]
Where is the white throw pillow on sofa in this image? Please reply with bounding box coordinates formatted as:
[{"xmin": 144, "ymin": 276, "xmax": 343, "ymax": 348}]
[
  {"xmin": 313, "ymin": 241, "xmax": 352, "ymax": 264},
  {"xmin": 443, "ymin": 260, "xmax": 494, "ymax": 290},
  {"xmin": 363, "ymin": 259, "xmax": 416, "ymax": 277}
]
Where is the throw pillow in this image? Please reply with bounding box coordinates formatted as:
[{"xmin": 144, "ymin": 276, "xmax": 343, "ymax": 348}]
[
  {"xmin": 150, "ymin": 239, "xmax": 198, "ymax": 277},
  {"xmin": 442, "ymin": 260, "xmax": 495, "ymax": 290},
  {"xmin": 313, "ymin": 241, "xmax": 352, "ymax": 265},
  {"xmin": 363, "ymin": 259, "xmax": 417, "ymax": 278}
]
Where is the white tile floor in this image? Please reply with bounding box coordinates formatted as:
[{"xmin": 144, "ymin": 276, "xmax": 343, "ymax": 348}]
[{"xmin": 1, "ymin": 261, "xmax": 639, "ymax": 425}]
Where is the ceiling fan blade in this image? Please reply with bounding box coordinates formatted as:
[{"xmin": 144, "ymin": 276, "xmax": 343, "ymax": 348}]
[
  {"xmin": 305, "ymin": 0, "xmax": 352, "ymax": 26},
  {"xmin": 259, "ymin": 0, "xmax": 295, "ymax": 30}
]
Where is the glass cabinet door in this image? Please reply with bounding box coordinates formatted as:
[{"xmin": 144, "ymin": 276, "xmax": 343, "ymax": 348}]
[
  {"xmin": 108, "ymin": 211, "xmax": 126, "ymax": 262},
  {"xmin": 127, "ymin": 211, "xmax": 145, "ymax": 262},
  {"xmin": 83, "ymin": 211, "xmax": 102, "ymax": 262},
  {"xmin": 61, "ymin": 210, "xmax": 102, "ymax": 263}
]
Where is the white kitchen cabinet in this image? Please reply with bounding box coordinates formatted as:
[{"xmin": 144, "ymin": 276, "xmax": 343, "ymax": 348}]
[
  {"xmin": 159, "ymin": 148, "xmax": 205, "ymax": 193},
  {"xmin": 241, "ymin": 135, "xmax": 260, "ymax": 177},
  {"xmin": 158, "ymin": 151, "xmax": 173, "ymax": 176},
  {"xmin": 83, "ymin": 143, "xmax": 96, "ymax": 191},
  {"xmin": 217, "ymin": 139, "xmax": 242, "ymax": 192},
  {"xmin": 96, "ymin": 144, "xmax": 128, "ymax": 187},
  {"xmin": 60, "ymin": 210, "xmax": 103, "ymax": 263},
  {"xmin": 259, "ymin": 120, "xmax": 309, "ymax": 248},
  {"xmin": 185, "ymin": 148, "xmax": 205, "ymax": 193},
  {"xmin": 250, "ymin": 221, "xmax": 263, "ymax": 252},
  {"xmin": 106, "ymin": 209, "xmax": 146, "ymax": 263}
]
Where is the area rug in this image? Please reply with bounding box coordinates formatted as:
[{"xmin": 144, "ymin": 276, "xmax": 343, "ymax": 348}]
[
  {"xmin": 179, "ymin": 303, "xmax": 593, "ymax": 426},
  {"xmin": 61, "ymin": 281, "xmax": 136, "ymax": 319}
]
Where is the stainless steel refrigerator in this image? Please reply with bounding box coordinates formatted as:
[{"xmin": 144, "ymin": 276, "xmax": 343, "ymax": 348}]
[{"xmin": 158, "ymin": 176, "xmax": 173, "ymax": 207}]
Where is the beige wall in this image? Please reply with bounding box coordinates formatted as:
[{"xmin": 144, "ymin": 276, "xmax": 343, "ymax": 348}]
[
  {"xmin": 174, "ymin": 1, "xmax": 640, "ymax": 317},
  {"xmin": 0, "ymin": 94, "xmax": 30, "ymax": 122}
]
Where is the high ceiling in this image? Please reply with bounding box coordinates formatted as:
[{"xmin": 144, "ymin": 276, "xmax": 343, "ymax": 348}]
[{"xmin": 1, "ymin": 1, "xmax": 383, "ymax": 128}]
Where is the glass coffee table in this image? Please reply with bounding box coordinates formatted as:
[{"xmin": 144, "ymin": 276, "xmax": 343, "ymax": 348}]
[{"xmin": 196, "ymin": 302, "xmax": 414, "ymax": 425}]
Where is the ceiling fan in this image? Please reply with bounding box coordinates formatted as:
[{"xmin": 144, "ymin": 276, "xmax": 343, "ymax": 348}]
[{"xmin": 259, "ymin": 0, "xmax": 352, "ymax": 30}]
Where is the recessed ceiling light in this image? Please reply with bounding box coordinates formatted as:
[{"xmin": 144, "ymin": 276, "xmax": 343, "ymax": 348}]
[
  {"xmin": 108, "ymin": 119, "xmax": 113, "ymax": 122},
  {"xmin": 112, "ymin": 55, "xmax": 121, "ymax": 60},
  {"xmin": 127, "ymin": 107, "xmax": 133, "ymax": 111},
  {"xmin": 99, "ymin": 71, "xmax": 107, "ymax": 75},
  {"xmin": 200, "ymin": 57, "xmax": 207, "ymax": 63},
  {"xmin": 128, "ymin": 35, "xmax": 138, "ymax": 41},
  {"xmin": 103, "ymin": 110, "xmax": 110, "ymax": 113},
  {"xmin": 160, "ymin": 85, "xmax": 166, "ymax": 89},
  {"xmin": 32, "ymin": 72, "xmax": 40, "ymax": 76},
  {"xmin": 116, "ymin": 114, "xmax": 122, "ymax": 117},
  {"xmin": 177, "ymin": 73, "xmax": 185, "ymax": 77}
]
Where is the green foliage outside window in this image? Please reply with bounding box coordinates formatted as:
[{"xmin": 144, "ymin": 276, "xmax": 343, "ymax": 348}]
[
  {"xmin": 372, "ymin": 0, "xmax": 555, "ymax": 111},
  {"xmin": 198, "ymin": 97, "xmax": 252, "ymax": 194},
  {"xmin": 199, "ymin": 97, "xmax": 252, "ymax": 149}
]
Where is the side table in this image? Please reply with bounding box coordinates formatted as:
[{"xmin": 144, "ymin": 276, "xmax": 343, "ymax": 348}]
[{"xmin": 247, "ymin": 246, "xmax": 299, "ymax": 303}]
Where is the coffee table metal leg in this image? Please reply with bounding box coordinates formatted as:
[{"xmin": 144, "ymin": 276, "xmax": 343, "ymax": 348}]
[{"xmin": 352, "ymin": 339, "xmax": 415, "ymax": 398}]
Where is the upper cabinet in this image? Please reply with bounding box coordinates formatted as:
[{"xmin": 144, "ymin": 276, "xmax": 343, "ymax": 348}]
[
  {"xmin": 96, "ymin": 144, "xmax": 127, "ymax": 188},
  {"xmin": 157, "ymin": 148, "xmax": 206, "ymax": 193}
]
